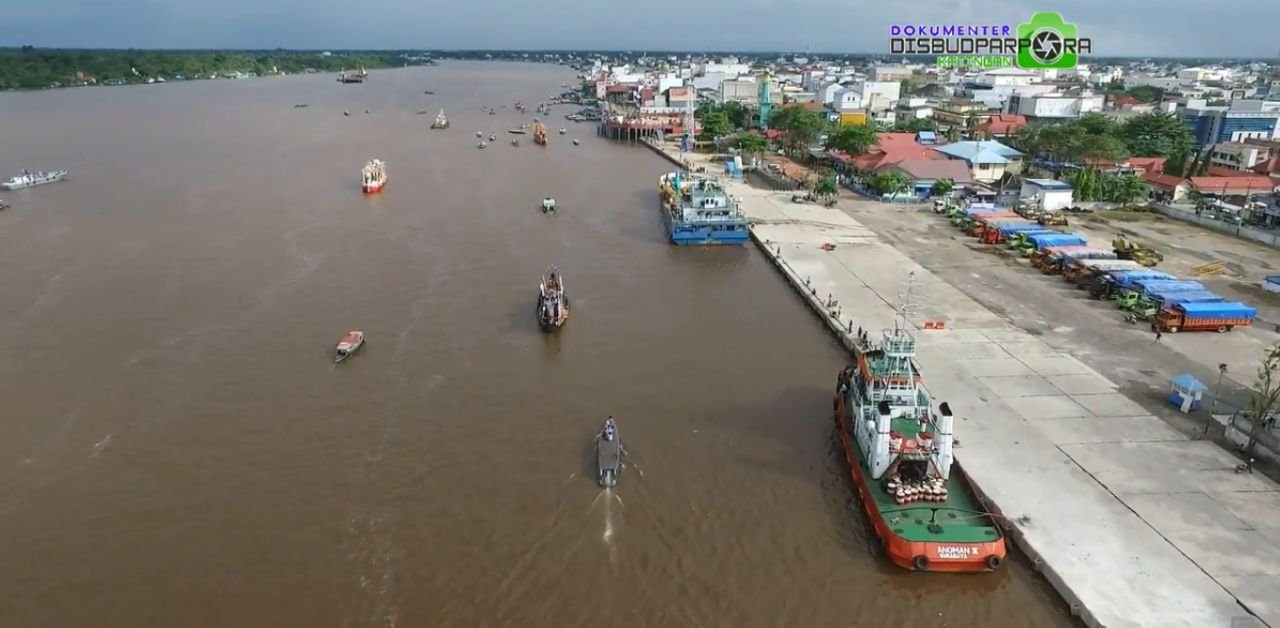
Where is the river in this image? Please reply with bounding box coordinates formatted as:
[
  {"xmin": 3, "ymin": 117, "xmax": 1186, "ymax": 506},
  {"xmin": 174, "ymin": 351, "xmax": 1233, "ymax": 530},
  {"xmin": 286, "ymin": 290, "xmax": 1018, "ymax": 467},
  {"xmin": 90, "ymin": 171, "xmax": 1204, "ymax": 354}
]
[{"xmin": 0, "ymin": 61, "xmax": 1074, "ymax": 628}]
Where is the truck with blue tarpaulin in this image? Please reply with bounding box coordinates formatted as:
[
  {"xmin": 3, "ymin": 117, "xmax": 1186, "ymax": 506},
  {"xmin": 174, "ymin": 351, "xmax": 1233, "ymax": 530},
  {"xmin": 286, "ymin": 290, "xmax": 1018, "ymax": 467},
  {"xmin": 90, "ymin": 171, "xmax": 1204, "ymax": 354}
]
[{"xmin": 1153, "ymin": 301, "xmax": 1257, "ymax": 333}]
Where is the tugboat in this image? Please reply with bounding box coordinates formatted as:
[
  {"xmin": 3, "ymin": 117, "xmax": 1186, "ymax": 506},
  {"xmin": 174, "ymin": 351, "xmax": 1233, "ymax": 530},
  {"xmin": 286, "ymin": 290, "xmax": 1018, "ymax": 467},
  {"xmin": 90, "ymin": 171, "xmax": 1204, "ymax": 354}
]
[
  {"xmin": 832, "ymin": 276, "xmax": 1006, "ymax": 572},
  {"xmin": 596, "ymin": 417, "xmax": 622, "ymax": 488},
  {"xmin": 542, "ymin": 197, "xmax": 556, "ymax": 214},
  {"xmin": 334, "ymin": 330, "xmax": 365, "ymax": 363},
  {"xmin": 536, "ymin": 267, "xmax": 570, "ymax": 332},
  {"xmin": 431, "ymin": 109, "xmax": 450, "ymax": 129},
  {"xmin": 361, "ymin": 160, "xmax": 387, "ymax": 194},
  {"xmin": 2, "ymin": 169, "xmax": 69, "ymax": 191},
  {"xmin": 656, "ymin": 172, "xmax": 749, "ymax": 246}
]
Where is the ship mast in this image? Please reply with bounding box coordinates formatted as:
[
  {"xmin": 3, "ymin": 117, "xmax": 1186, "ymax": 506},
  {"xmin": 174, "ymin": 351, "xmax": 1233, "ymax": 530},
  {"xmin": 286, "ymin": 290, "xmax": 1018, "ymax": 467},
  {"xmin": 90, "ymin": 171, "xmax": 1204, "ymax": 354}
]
[{"xmin": 880, "ymin": 272, "xmax": 920, "ymax": 410}]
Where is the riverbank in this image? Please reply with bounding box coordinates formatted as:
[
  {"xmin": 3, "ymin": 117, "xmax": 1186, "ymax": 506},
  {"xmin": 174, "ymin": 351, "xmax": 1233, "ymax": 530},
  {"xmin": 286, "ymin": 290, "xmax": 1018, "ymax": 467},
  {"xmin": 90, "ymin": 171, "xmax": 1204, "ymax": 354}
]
[{"xmin": 643, "ymin": 139, "xmax": 1280, "ymax": 628}]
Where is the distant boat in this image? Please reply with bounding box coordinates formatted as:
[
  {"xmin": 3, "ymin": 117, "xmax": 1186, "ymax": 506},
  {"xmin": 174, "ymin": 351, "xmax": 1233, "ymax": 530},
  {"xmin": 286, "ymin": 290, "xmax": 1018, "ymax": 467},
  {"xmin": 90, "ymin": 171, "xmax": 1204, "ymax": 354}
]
[
  {"xmin": 537, "ymin": 267, "xmax": 570, "ymax": 331},
  {"xmin": 508, "ymin": 129, "xmax": 527, "ymax": 134},
  {"xmin": 431, "ymin": 109, "xmax": 450, "ymax": 129},
  {"xmin": 337, "ymin": 69, "xmax": 367, "ymax": 83},
  {"xmin": 2, "ymin": 169, "xmax": 69, "ymax": 191},
  {"xmin": 294, "ymin": 103, "xmax": 309, "ymax": 108},
  {"xmin": 334, "ymin": 330, "xmax": 365, "ymax": 363},
  {"xmin": 362, "ymin": 159, "xmax": 387, "ymax": 194},
  {"xmin": 0, "ymin": 198, "xmax": 9, "ymax": 211},
  {"xmin": 477, "ymin": 141, "xmax": 487, "ymax": 149},
  {"xmin": 424, "ymin": 89, "xmax": 435, "ymax": 95}
]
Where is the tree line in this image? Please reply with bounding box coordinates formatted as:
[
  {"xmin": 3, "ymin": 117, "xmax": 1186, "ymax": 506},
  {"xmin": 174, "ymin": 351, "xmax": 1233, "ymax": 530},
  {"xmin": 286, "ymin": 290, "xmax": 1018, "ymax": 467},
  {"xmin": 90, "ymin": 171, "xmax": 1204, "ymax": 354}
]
[{"xmin": 0, "ymin": 49, "xmax": 426, "ymax": 90}]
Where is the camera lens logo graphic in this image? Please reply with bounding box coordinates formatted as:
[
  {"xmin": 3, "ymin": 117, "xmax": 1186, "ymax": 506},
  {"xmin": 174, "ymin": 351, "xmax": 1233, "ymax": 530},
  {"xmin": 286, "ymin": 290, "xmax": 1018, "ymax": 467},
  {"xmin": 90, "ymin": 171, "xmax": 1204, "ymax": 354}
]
[{"xmin": 1017, "ymin": 12, "xmax": 1081, "ymax": 69}]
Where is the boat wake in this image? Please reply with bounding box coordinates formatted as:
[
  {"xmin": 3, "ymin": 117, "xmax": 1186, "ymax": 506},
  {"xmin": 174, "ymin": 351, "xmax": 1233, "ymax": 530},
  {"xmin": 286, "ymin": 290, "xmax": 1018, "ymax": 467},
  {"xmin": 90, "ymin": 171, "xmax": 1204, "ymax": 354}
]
[{"xmin": 590, "ymin": 488, "xmax": 624, "ymax": 566}]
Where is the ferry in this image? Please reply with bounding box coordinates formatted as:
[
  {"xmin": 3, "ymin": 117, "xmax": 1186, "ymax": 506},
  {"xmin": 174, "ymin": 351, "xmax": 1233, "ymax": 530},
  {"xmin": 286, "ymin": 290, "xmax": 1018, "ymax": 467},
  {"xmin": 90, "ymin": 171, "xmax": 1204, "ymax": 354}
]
[
  {"xmin": 2, "ymin": 169, "xmax": 69, "ymax": 190},
  {"xmin": 832, "ymin": 295, "xmax": 1006, "ymax": 572},
  {"xmin": 656, "ymin": 172, "xmax": 750, "ymax": 246},
  {"xmin": 361, "ymin": 159, "xmax": 387, "ymax": 194}
]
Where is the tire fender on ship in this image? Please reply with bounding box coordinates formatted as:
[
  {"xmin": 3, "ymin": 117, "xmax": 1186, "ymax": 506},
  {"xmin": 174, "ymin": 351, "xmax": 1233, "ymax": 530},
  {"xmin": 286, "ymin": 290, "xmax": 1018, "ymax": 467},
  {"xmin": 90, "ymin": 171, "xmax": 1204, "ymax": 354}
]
[
  {"xmin": 912, "ymin": 555, "xmax": 930, "ymax": 571},
  {"xmin": 985, "ymin": 555, "xmax": 1002, "ymax": 570}
]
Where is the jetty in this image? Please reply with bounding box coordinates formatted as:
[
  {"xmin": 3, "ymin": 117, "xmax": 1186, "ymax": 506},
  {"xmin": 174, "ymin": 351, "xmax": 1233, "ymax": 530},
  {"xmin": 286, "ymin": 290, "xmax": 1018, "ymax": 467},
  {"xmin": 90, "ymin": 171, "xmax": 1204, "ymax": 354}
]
[{"xmin": 644, "ymin": 140, "xmax": 1279, "ymax": 628}]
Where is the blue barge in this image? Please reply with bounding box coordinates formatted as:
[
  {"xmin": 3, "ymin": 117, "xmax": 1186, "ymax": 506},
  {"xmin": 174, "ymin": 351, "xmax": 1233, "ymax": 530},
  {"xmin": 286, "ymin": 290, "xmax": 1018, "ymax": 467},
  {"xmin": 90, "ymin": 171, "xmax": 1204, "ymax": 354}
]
[{"xmin": 657, "ymin": 172, "xmax": 750, "ymax": 246}]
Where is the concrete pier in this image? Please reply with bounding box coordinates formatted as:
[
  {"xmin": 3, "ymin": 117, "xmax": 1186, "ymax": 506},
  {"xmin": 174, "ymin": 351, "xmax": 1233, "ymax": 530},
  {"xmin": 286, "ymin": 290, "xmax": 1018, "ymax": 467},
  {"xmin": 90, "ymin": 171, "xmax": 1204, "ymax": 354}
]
[{"xmin": 648, "ymin": 143, "xmax": 1280, "ymax": 628}]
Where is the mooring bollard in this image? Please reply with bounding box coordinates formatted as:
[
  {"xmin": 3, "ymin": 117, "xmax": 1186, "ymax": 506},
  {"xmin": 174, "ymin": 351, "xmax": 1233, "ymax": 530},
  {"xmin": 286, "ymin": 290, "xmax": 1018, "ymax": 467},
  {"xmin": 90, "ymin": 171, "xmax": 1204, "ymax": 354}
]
[
  {"xmin": 805, "ymin": 276, "xmax": 811, "ymax": 286},
  {"xmin": 847, "ymin": 320, "xmax": 854, "ymax": 333}
]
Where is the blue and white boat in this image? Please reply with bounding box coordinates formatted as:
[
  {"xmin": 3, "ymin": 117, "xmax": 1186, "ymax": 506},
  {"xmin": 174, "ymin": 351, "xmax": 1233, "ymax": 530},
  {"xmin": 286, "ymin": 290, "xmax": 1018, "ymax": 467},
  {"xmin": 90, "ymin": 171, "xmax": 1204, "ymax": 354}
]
[{"xmin": 657, "ymin": 172, "xmax": 750, "ymax": 246}]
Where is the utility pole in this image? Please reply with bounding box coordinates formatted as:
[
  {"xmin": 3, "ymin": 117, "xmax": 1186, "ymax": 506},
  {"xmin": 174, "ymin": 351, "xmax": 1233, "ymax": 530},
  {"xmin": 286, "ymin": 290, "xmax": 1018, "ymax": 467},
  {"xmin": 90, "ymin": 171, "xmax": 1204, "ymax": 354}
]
[{"xmin": 1205, "ymin": 363, "xmax": 1228, "ymax": 436}]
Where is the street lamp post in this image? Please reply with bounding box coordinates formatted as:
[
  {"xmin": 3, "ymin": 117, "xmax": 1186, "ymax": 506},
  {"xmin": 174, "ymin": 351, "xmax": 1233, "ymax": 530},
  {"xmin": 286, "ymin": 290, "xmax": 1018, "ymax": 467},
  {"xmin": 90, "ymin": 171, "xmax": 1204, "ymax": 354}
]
[{"xmin": 1205, "ymin": 363, "xmax": 1228, "ymax": 436}]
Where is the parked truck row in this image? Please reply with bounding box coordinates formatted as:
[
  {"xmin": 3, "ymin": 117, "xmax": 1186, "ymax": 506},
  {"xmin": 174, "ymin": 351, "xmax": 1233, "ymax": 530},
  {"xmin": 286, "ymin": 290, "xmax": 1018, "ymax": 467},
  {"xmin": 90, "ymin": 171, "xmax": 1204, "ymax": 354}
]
[{"xmin": 937, "ymin": 200, "xmax": 1258, "ymax": 334}]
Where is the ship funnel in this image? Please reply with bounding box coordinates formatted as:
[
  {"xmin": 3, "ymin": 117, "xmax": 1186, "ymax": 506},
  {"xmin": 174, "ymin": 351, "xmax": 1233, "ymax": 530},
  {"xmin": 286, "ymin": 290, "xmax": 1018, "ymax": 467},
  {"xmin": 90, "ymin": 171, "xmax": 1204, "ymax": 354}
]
[
  {"xmin": 939, "ymin": 402, "xmax": 953, "ymax": 417},
  {"xmin": 877, "ymin": 400, "xmax": 891, "ymax": 416}
]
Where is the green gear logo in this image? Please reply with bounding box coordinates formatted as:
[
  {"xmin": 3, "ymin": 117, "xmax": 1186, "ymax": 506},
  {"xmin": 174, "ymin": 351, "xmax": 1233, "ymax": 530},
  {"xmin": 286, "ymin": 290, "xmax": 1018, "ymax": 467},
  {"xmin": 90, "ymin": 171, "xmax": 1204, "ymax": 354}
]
[{"xmin": 1017, "ymin": 12, "xmax": 1081, "ymax": 69}]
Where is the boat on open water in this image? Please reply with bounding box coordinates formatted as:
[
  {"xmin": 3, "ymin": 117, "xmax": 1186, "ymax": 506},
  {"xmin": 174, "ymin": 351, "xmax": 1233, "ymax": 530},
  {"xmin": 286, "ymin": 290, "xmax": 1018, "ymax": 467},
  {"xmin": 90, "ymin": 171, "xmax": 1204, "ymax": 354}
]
[
  {"xmin": 361, "ymin": 160, "xmax": 387, "ymax": 194},
  {"xmin": 536, "ymin": 267, "xmax": 570, "ymax": 331},
  {"xmin": 334, "ymin": 331, "xmax": 365, "ymax": 363},
  {"xmin": 832, "ymin": 277, "xmax": 1006, "ymax": 572},
  {"xmin": 656, "ymin": 172, "xmax": 749, "ymax": 246},
  {"xmin": 596, "ymin": 417, "xmax": 622, "ymax": 487},
  {"xmin": 3, "ymin": 169, "xmax": 69, "ymax": 191}
]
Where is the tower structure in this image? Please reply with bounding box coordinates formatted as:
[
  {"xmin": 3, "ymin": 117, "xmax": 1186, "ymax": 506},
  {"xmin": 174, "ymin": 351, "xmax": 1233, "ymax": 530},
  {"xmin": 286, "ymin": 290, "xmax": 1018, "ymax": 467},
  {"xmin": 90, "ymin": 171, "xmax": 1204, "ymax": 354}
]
[{"xmin": 758, "ymin": 70, "xmax": 774, "ymax": 129}]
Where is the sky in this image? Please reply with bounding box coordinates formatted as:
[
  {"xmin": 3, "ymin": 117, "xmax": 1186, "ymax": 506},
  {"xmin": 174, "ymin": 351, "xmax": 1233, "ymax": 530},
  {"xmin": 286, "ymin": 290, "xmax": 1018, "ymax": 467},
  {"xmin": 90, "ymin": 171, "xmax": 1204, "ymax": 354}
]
[{"xmin": 2, "ymin": 0, "xmax": 1279, "ymax": 59}]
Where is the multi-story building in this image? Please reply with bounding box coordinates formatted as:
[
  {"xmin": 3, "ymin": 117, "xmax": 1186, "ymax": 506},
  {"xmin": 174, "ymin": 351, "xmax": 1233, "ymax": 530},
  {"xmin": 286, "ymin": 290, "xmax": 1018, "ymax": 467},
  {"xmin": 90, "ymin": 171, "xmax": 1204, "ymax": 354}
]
[
  {"xmin": 1005, "ymin": 92, "xmax": 1105, "ymax": 121},
  {"xmin": 852, "ymin": 80, "xmax": 902, "ymax": 113},
  {"xmin": 873, "ymin": 65, "xmax": 914, "ymax": 82},
  {"xmin": 931, "ymin": 99, "xmax": 992, "ymax": 128},
  {"xmin": 1180, "ymin": 100, "xmax": 1280, "ymax": 148},
  {"xmin": 1210, "ymin": 142, "xmax": 1273, "ymax": 171}
]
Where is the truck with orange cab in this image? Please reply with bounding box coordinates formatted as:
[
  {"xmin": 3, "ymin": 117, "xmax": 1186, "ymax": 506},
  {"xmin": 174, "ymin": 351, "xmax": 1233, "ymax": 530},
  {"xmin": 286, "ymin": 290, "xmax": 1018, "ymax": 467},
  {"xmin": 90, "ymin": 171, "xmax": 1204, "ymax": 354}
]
[{"xmin": 1153, "ymin": 301, "xmax": 1256, "ymax": 333}]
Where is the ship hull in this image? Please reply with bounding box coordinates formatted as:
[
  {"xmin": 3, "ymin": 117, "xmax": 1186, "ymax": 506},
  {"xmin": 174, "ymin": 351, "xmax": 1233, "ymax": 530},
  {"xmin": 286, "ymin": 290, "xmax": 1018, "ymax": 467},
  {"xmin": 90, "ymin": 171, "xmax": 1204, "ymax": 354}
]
[
  {"xmin": 661, "ymin": 204, "xmax": 749, "ymax": 246},
  {"xmin": 362, "ymin": 181, "xmax": 386, "ymax": 194},
  {"xmin": 2, "ymin": 174, "xmax": 68, "ymax": 191},
  {"xmin": 833, "ymin": 393, "xmax": 1006, "ymax": 572}
]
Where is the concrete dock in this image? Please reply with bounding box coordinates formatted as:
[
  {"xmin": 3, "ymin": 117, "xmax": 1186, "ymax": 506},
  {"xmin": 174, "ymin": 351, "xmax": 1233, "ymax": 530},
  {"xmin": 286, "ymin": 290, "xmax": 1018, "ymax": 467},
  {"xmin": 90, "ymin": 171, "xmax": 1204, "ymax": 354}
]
[{"xmin": 646, "ymin": 142, "xmax": 1280, "ymax": 628}]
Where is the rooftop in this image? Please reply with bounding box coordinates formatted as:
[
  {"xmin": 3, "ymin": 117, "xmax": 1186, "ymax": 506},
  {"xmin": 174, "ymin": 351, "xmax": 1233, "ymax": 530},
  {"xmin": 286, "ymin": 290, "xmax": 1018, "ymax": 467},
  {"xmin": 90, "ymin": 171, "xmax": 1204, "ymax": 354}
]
[
  {"xmin": 934, "ymin": 140, "xmax": 1023, "ymax": 165},
  {"xmin": 1025, "ymin": 178, "xmax": 1073, "ymax": 190}
]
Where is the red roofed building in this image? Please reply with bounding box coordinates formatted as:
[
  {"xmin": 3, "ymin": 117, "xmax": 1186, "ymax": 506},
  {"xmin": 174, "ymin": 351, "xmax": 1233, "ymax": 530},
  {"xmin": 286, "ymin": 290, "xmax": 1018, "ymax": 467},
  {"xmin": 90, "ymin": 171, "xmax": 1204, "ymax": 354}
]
[
  {"xmin": 1189, "ymin": 175, "xmax": 1276, "ymax": 196},
  {"xmin": 844, "ymin": 132, "xmax": 946, "ymax": 172},
  {"xmin": 1143, "ymin": 170, "xmax": 1190, "ymax": 202},
  {"xmin": 975, "ymin": 114, "xmax": 1027, "ymax": 139},
  {"xmin": 1127, "ymin": 157, "xmax": 1166, "ymax": 176}
]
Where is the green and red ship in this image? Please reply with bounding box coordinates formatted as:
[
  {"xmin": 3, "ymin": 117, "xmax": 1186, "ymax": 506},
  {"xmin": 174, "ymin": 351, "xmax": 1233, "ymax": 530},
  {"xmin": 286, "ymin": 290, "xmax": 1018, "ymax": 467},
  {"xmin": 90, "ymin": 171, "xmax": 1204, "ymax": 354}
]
[{"xmin": 832, "ymin": 322, "xmax": 1006, "ymax": 572}]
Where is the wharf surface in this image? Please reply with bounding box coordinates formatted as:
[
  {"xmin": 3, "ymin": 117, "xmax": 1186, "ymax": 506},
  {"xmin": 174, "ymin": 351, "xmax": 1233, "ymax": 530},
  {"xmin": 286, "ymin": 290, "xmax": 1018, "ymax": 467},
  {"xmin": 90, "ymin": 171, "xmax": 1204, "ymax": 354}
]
[{"xmin": 646, "ymin": 141, "xmax": 1280, "ymax": 628}]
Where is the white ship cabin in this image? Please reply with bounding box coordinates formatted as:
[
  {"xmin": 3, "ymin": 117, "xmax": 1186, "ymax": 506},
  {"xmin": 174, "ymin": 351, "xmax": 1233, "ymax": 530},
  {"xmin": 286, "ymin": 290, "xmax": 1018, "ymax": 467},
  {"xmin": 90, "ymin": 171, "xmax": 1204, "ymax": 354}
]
[
  {"xmin": 849, "ymin": 329, "xmax": 955, "ymax": 483},
  {"xmin": 678, "ymin": 177, "xmax": 743, "ymax": 222}
]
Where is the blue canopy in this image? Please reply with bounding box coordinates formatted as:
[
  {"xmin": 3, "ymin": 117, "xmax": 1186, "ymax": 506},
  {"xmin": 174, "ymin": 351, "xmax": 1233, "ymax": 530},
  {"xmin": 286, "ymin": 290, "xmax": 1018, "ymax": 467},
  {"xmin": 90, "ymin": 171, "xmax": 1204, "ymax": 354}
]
[
  {"xmin": 1157, "ymin": 290, "xmax": 1222, "ymax": 305},
  {"xmin": 1175, "ymin": 301, "xmax": 1258, "ymax": 319},
  {"xmin": 999, "ymin": 224, "xmax": 1052, "ymax": 235},
  {"xmin": 1111, "ymin": 270, "xmax": 1176, "ymax": 286},
  {"xmin": 1028, "ymin": 233, "xmax": 1087, "ymax": 249},
  {"xmin": 1135, "ymin": 280, "xmax": 1204, "ymax": 294}
]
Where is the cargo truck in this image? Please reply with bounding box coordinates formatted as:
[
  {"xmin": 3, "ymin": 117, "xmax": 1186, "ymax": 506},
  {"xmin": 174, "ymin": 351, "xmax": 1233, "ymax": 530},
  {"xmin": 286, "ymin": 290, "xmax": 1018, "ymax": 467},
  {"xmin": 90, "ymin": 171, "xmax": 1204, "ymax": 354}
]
[{"xmin": 1153, "ymin": 301, "xmax": 1257, "ymax": 333}]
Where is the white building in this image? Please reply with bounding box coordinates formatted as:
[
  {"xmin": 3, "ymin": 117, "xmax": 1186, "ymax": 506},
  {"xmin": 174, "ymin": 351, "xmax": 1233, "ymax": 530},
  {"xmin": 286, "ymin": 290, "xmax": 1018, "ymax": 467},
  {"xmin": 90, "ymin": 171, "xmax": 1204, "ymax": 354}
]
[
  {"xmin": 853, "ymin": 80, "xmax": 902, "ymax": 112},
  {"xmin": 832, "ymin": 87, "xmax": 864, "ymax": 112},
  {"xmin": 1020, "ymin": 179, "xmax": 1075, "ymax": 211},
  {"xmin": 873, "ymin": 65, "xmax": 914, "ymax": 82},
  {"xmin": 974, "ymin": 68, "xmax": 1040, "ymax": 88},
  {"xmin": 1210, "ymin": 142, "xmax": 1273, "ymax": 170},
  {"xmin": 818, "ymin": 81, "xmax": 845, "ymax": 105},
  {"xmin": 1006, "ymin": 93, "xmax": 1105, "ymax": 120}
]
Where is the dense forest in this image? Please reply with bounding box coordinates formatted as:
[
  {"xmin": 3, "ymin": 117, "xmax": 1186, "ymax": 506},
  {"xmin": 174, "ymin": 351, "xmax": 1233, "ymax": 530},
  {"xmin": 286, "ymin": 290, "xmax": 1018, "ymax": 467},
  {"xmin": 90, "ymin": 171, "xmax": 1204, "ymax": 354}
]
[{"xmin": 0, "ymin": 48, "xmax": 430, "ymax": 90}]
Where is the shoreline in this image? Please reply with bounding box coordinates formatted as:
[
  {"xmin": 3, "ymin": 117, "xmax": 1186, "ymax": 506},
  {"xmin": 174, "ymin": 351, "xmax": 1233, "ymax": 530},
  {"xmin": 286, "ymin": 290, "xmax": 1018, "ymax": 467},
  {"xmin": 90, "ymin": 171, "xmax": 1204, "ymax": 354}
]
[{"xmin": 638, "ymin": 137, "xmax": 1276, "ymax": 628}]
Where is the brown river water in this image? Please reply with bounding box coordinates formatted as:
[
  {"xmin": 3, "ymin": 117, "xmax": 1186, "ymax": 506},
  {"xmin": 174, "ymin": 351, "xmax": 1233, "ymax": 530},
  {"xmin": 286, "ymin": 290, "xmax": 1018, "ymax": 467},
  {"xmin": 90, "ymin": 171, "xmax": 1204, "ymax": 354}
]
[{"xmin": 0, "ymin": 62, "xmax": 1075, "ymax": 628}]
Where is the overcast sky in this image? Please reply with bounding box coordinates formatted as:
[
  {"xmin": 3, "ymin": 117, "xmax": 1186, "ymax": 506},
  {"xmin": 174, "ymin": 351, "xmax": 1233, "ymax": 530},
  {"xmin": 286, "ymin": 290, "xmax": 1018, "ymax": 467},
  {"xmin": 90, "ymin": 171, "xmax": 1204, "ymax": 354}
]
[{"xmin": 2, "ymin": 0, "xmax": 1278, "ymax": 58}]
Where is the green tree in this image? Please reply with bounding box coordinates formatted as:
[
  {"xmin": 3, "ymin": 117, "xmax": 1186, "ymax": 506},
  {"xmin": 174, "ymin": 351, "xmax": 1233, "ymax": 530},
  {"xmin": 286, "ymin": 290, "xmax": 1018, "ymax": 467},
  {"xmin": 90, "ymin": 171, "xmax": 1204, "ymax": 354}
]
[
  {"xmin": 813, "ymin": 176, "xmax": 839, "ymax": 199},
  {"xmin": 1246, "ymin": 343, "xmax": 1280, "ymax": 458},
  {"xmin": 734, "ymin": 132, "xmax": 768, "ymax": 155},
  {"xmin": 893, "ymin": 117, "xmax": 937, "ymax": 133},
  {"xmin": 1108, "ymin": 174, "xmax": 1148, "ymax": 204},
  {"xmin": 1125, "ymin": 85, "xmax": 1165, "ymax": 104},
  {"xmin": 1119, "ymin": 112, "xmax": 1194, "ymax": 158},
  {"xmin": 768, "ymin": 107, "xmax": 831, "ymax": 156},
  {"xmin": 931, "ymin": 178, "xmax": 954, "ymax": 197},
  {"xmin": 697, "ymin": 109, "xmax": 733, "ymax": 141},
  {"xmin": 870, "ymin": 171, "xmax": 911, "ymax": 197},
  {"xmin": 824, "ymin": 123, "xmax": 878, "ymax": 155},
  {"xmin": 1075, "ymin": 134, "xmax": 1130, "ymax": 164},
  {"xmin": 1163, "ymin": 149, "xmax": 1189, "ymax": 177}
]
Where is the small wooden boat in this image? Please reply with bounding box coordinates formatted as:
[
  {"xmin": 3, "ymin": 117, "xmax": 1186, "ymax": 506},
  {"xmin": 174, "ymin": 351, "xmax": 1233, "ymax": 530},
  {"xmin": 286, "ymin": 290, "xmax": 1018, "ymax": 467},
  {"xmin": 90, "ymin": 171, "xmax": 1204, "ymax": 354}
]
[
  {"xmin": 508, "ymin": 129, "xmax": 527, "ymax": 134},
  {"xmin": 511, "ymin": 139, "xmax": 520, "ymax": 147},
  {"xmin": 335, "ymin": 330, "xmax": 365, "ymax": 363},
  {"xmin": 424, "ymin": 90, "xmax": 435, "ymax": 95},
  {"xmin": 294, "ymin": 103, "xmax": 309, "ymax": 108},
  {"xmin": 488, "ymin": 134, "xmax": 497, "ymax": 142},
  {"xmin": 572, "ymin": 139, "xmax": 580, "ymax": 146},
  {"xmin": 477, "ymin": 142, "xmax": 487, "ymax": 149}
]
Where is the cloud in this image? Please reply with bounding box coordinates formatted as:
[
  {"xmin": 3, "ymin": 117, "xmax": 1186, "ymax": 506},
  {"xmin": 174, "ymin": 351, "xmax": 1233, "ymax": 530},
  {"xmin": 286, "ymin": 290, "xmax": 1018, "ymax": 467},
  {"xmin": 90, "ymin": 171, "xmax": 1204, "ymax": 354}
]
[{"xmin": 4, "ymin": 0, "xmax": 1277, "ymax": 57}]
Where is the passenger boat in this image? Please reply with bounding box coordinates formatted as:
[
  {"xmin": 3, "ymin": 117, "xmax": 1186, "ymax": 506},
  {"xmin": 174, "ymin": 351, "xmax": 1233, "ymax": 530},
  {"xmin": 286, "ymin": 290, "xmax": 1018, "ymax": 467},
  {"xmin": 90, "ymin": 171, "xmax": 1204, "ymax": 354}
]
[
  {"xmin": 431, "ymin": 109, "xmax": 450, "ymax": 129},
  {"xmin": 536, "ymin": 267, "xmax": 570, "ymax": 332},
  {"xmin": 2, "ymin": 169, "xmax": 69, "ymax": 190},
  {"xmin": 596, "ymin": 417, "xmax": 622, "ymax": 487},
  {"xmin": 656, "ymin": 172, "xmax": 749, "ymax": 246},
  {"xmin": 832, "ymin": 291, "xmax": 1006, "ymax": 572},
  {"xmin": 337, "ymin": 68, "xmax": 367, "ymax": 83},
  {"xmin": 533, "ymin": 122, "xmax": 548, "ymax": 146},
  {"xmin": 334, "ymin": 330, "xmax": 365, "ymax": 363},
  {"xmin": 361, "ymin": 159, "xmax": 387, "ymax": 194}
]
